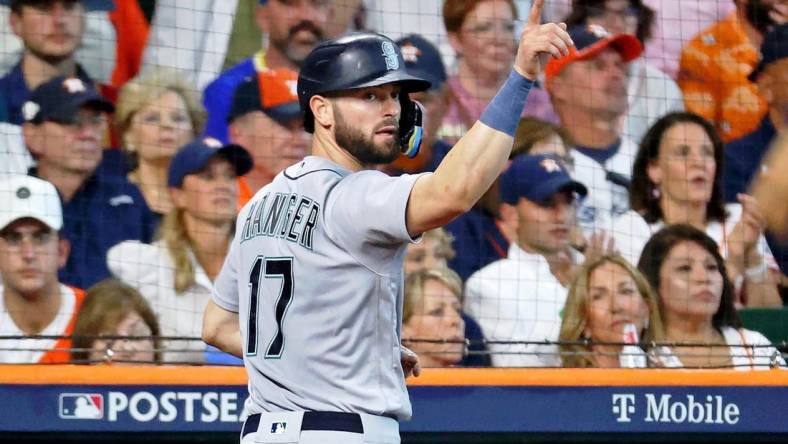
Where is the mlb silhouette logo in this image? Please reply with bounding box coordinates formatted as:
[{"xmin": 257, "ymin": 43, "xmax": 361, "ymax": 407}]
[
  {"xmin": 270, "ymin": 421, "xmax": 287, "ymax": 434},
  {"xmin": 59, "ymin": 393, "xmax": 104, "ymax": 420}
]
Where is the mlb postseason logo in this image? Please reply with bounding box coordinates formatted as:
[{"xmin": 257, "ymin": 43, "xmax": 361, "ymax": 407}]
[{"xmin": 59, "ymin": 393, "xmax": 104, "ymax": 420}]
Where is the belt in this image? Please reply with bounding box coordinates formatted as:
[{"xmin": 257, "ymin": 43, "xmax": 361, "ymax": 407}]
[{"xmin": 242, "ymin": 411, "xmax": 363, "ymax": 438}]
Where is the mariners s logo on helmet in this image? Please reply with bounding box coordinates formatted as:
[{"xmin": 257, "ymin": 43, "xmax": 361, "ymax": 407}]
[{"xmin": 381, "ymin": 42, "xmax": 399, "ymax": 70}]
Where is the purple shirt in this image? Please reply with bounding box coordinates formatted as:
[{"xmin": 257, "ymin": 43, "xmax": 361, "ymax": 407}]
[{"xmin": 438, "ymin": 76, "xmax": 559, "ymax": 144}]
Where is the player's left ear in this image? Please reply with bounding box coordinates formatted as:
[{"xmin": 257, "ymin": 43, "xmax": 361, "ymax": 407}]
[{"xmin": 310, "ymin": 95, "xmax": 334, "ymax": 131}]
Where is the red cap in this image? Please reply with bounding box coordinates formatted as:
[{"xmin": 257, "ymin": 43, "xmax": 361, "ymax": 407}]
[{"xmin": 544, "ymin": 25, "xmax": 642, "ymax": 86}]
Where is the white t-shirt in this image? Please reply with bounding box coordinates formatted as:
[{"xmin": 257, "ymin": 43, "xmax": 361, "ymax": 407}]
[
  {"xmin": 140, "ymin": 0, "xmax": 238, "ymax": 89},
  {"xmin": 656, "ymin": 327, "xmax": 786, "ymax": 370},
  {"xmin": 464, "ymin": 243, "xmax": 568, "ymax": 367},
  {"xmin": 611, "ymin": 204, "xmax": 776, "ymax": 270},
  {"xmin": 572, "ymin": 136, "xmax": 638, "ymax": 234},
  {"xmin": 0, "ymin": 123, "xmax": 33, "ymax": 180},
  {"xmin": 623, "ymin": 59, "xmax": 684, "ymax": 145},
  {"xmin": 107, "ymin": 240, "xmax": 211, "ymax": 363},
  {"xmin": 0, "ymin": 285, "xmax": 78, "ymax": 363}
]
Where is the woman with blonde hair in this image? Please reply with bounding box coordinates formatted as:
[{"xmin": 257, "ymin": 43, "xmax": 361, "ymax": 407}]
[
  {"xmin": 404, "ymin": 228, "xmax": 491, "ymax": 366},
  {"xmin": 71, "ymin": 279, "xmax": 161, "ymax": 365},
  {"xmin": 558, "ymin": 254, "xmax": 665, "ymax": 368},
  {"xmin": 108, "ymin": 138, "xmax": 252, "ymax": 362},
  {"xmin": 115, "ymin": 68, "xmax": 205, "ymax": 219},
  {"xmin": 403, "ymin": 268, "xmax": 467, "ymax": 368}
]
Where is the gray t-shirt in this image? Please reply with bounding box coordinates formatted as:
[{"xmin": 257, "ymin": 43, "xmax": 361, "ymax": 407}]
[{"xmin": 212, "ymin": 156, "xmax": 423, "ymax": 421}]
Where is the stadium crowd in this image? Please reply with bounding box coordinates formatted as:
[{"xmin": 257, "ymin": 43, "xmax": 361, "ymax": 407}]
[{"xmin": 0, "ymin": 0, "xmax": 786, "ymax": 369}]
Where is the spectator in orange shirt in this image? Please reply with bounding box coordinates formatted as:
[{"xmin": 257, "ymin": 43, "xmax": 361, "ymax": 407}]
[
  {"xmin": 678, "ymin": 0, "xmax": 787, "ymax": 142},
  {"xmin": 0, "ymin": 175, "xmax": 84, "ymax": 364},
  {"xmin": 227, "ymin": 69, "xmax": 308, "ymax": 206}
]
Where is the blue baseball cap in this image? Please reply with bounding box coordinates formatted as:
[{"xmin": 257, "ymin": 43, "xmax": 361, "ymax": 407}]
[
  {"xmin": 500, "ymin": 154, "xmax": 587, "ymax": 205},
  {"xmin": 22, "ymin": 75, "xmax": 114, "ymax": 124},
  {"xmin": 168, "ymin": 137, "xmax": 254, "ymax": 188},
  {"xmin": 2, "ymin": 0, "xmax": 115, "ymax": 11},
  {"xmin": 749, "ymin": 24, "xmax": 788, "ymax": 81},
  {"xmin": 396, "ymin": 34, "xmax": 447, "ymax": 91}
]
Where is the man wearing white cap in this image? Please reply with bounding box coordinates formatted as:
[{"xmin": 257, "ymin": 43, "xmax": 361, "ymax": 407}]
[{"xmin": 0, "ymin": 175, "xmax": 85, "ymax": 363}]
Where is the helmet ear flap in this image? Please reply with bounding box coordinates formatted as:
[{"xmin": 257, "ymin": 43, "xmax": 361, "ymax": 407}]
[
  {"xmin": 303, "ymin": 109, "xmax": 315, "ymax": 134},
  {"xmin": 399, "ymin": 96, "xmax": 424, "ymax": 159}
]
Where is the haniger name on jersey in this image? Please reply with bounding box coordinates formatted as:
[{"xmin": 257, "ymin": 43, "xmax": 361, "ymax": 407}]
[{"xmin": 240, "ymin": 192, "xmax": 320, "ymax": 250}]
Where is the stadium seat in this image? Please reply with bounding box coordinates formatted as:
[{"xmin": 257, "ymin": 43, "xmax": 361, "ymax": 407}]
[{"xmin": 738, "ymin": 307, "xmax": 788, "ymax": 347}]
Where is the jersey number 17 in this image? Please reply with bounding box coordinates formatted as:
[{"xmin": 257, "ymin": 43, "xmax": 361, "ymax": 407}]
[{"xmin": 247, "ymin": 256, "xmax": 294, "ymax": 358}]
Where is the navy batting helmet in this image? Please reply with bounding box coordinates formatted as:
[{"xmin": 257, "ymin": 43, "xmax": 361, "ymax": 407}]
[{"xmin": 298, "ymin": 33, "xmax": 432, "ymax": 158}]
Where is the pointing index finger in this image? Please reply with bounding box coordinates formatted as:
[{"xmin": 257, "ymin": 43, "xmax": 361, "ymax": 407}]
[{"xmin": 527, "ymin": 0, "xmax": 544, "ymax": 26}]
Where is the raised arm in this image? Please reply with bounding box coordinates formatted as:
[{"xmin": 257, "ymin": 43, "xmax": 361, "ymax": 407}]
[
  {"xmin": 406, "ymin": 0, "xmax": 573, "ymax": 236},
  {"xmin": 752, "ymin": 134, "xmax": 788, "ymax": 240}
]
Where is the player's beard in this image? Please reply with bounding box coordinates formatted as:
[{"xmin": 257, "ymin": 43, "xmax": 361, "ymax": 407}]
[
  {"xmin": 334, "ymin": 108, "xmax": 401, "ymax": 165},
  {"xmin": 745, "ymin": 0, "xmax": 777, "ymax": 34}
]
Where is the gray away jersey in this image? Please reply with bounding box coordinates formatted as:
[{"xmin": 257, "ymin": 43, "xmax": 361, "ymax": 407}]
[{"xmin": 212, "ymin": 156, "xmax": 424, "ymax": 421}]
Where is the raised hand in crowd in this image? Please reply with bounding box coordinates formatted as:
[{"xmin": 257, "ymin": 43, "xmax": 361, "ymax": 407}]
[
  {"xmin": 726, "ymin": 193, "xmax": 767, "ymax": 275},
  {"xmin": 513, "ymin": 0, "xmax": 573, "ymax": 81},
  {"xmin": 752, "ymin": 134, "xmax": 788, "ymax": 240},
  {"xmin": 768, "ymin": 2, "xmax": 788, "ymax": 24}
]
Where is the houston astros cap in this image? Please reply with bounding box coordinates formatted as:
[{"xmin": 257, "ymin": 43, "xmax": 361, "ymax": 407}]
[
  {"xmin": 228, "ymin": 69, "xmax": 302, "ymax": 125},
  {"xmin": 168, "ymin": 138, "xmax": 254, "ymax": 188},
  {"xmin": 545, "ymin": 24, "xmax": 642, "ymax": 85},
  {"xmin": 396, "ymin": 34, "xmax": 447, "ymax": 91},
  {"xmin": 500, "ymin": 154, "xmax": 587, "ymax": 205},
  {"xmin": 22, "ymin": 76, "xmax": 114, "ymax": 124}
]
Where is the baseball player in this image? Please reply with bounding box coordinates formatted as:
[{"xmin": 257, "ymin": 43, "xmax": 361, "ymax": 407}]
[{"xmin": 203, "ymin": 1, "xmax": 572, "ymax": 442}]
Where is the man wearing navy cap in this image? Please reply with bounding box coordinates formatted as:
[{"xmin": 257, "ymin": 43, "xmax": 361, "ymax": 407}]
[
  {"xmin": 21, "ymin": 75, "xmax": 155, "ymax": 289},
  {"xmin": 545, "ymin": 24, "xmax": 642, "ymax": 235},
  {"xmin": 725, "ymin": 24, "xmax": 788, "ymax": 276},
  {"xmin": 0, "ymin": 0, "xmax": 112, "ymax": 125},
  {"xmin": 464, "ymin": 154, "xmax": 587, "ymax": 367},
  {"xmin": 227, "ymin": 69, "xmax": 309, "ymax": 199}
]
